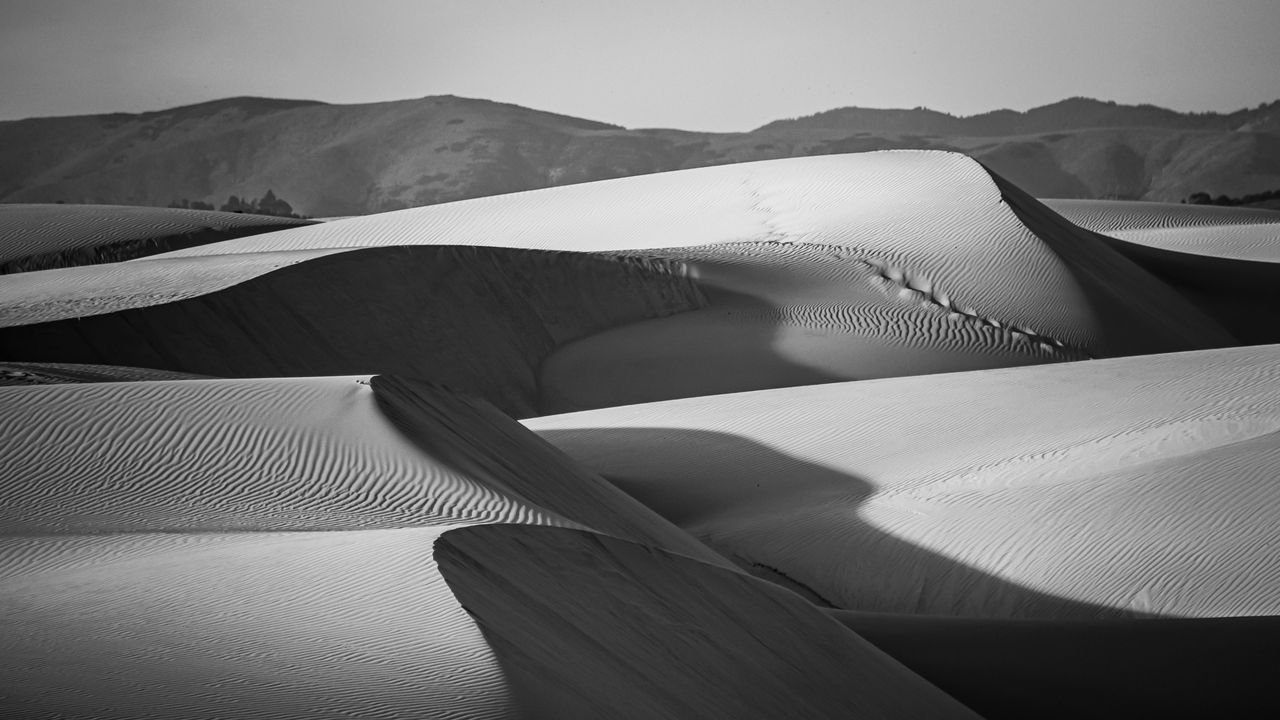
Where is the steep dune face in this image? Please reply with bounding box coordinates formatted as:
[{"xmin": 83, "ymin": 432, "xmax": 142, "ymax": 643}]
[
  {"xmin": 435, "ymin": 524, "xmax": 980, "ymax": 720},
  {"xmin": 0, "ymin": 247, "xmax": 703, "ymax": 417},
  {"xmin": 0, "ymin": 152, "xmax": 1233, "ymax": 415},
  {"xmin": 0, "ymin": 377, "xmax": 751, "ymax": 718},
  {"xmin": 1048, "ymin": 199, "xmax": 1280, "ymax": 343},
  {"xmin": 530, "ymin": 344, "xmax": 1280, "ymax": 619},
  {"xmin": 0, "ymin": 203, "xmax": 312, "ymax": 273}
]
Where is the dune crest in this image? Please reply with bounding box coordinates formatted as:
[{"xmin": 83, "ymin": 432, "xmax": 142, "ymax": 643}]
[{"xmin": 1, "ymin": 152, "xmax": 1233, "ymax": 415}]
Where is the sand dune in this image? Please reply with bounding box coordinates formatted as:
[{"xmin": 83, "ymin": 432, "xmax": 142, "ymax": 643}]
[
  {"xmin": 436, "ymin": 524, "xmax": 980, "ymax": 719},
  {"xmin": 0, "ymin": 377, "xmax": 530, "ymax": 718},
  {"xmin": 0, "ymin": 247, "xmax": 704, "ymax": 416},
  {"xmin": 1046, "ymin": 199, "xmax": 1280, "ymax": 260},
  {"xmin": 0, "ymin": 203, "xmax": 311, "ymax": 273},
  {"xmin": 1047, "ymin": 199, "xmax": 1280, "ymax": 343},
  {"xmin": 1, "ymin": 375, "xmax": 984, "ymax": 717},
  {"xmin": 1, "ymin": 152, "xmax": 1232, "ymax": 415},
  {"xmin": 530, "ymin": 343, "xmax": 1280, "ymax": 618}
]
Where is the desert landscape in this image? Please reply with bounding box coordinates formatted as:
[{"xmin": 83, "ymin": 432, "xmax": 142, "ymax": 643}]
[{"xmin": 4, "ymin": 1, "xmax": 1280, "ymax": 717}]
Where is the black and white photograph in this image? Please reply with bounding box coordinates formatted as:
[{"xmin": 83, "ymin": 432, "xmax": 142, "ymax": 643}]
[{"xmin": 2, "ymin": 1, "xmax": 1279, "ymax": 717}]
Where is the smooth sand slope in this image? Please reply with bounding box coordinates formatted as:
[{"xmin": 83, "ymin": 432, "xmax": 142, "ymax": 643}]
[
  {"xmin": 1, "ymin": 152, "xmax": 1232, "ymax": 414},
  {"xmin": 1, "ymin": 375, "xmax": 979, "ymax": 718},
  {"xmin": 1046, "ymin": 199, "xmax": 1280, "ymax": 343},
  {"xmin": 529, "ymin": 343, "xmax": 1280, "ymax": 619},
  {"xmin": 0, "ymin": 203, "xmax": 312, "ymax": 273}
]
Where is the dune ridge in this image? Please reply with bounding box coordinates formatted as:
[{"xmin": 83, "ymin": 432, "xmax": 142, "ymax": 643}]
[
  {"xmin": 2, "ymin": 152, "xmax": 1234, "ymax": 416},
  {"xmin": 1046, "ymin": 199, "xmax": 1280, "ymax": 343},
  {"xmin": 435, "ymin": 524, "xmax": 981, "ymax": 719},
  {"xmin": 0, "ymin": 246, "xmax": 704, "ymax": 416}
]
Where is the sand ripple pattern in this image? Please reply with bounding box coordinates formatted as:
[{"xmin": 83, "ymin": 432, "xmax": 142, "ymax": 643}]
[
  {"xmin": 0, "ymin": 377, "xmax": 566, "ymax": 719},
  {"xmin": 529, "ymin": 344, "xmax": 1280, "ymax": 619},
  {"xmin": 1, "ymin": 527, "xmax": 511, "ymax": 719},
  {"xmin": 0, "ymin": 203, "xmax": 310, "ymax": 269},
  {"xmin": 0, "ymin": 377, "xmax": 560, "ymax": 533},
  {"xmin": 1047, "ymin": 199, "xmax": 1280, "ymax": 262}
]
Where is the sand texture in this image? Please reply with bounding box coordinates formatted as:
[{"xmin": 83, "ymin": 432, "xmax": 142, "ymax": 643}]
[
  {"xmin": 530, "ymin": 344, "xmax": 1280, "ymax": 619},
  {"xmin": 0, "ymin": 203, "xmax": 312, "ymax": 272},
  {"xmin": 1, "ymin": 152, "xmax": 1233, "ymax": 415}
]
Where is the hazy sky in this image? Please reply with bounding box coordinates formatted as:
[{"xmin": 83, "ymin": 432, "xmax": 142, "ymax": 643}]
[{"xmin": 1, "ymin": 0, "xmax": 1278, "ymax": 131}]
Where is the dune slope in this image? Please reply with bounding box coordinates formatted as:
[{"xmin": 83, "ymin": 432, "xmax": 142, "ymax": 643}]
[
  {"xmin": 0, "ymin": 203, "xmax": 311, "ymax": 273},
  {"xmin": 1047, "ymin": 199, "xmax": 1280, "ymax": 343},
  {"xmin": 530, "ymin": 343, "xmax": 1280, "ymax": 618},
  {"xmin": 0, "ymin": 246, "xmax": 703, "ymax": 417},
  {"xmin": 0, "ymin": 374, "xmax": 750, "ymax": 717},
  {"xmin": 2, "ymin": 152, "xmax": 1233, "ymax": 415},
  {"xmin": 435, "ymin": 524, "xmax": 980, "ymax": 719}
]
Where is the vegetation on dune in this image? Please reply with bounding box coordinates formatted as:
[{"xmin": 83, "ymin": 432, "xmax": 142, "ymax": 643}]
[
  {"xmin": 169, "ymin": 189, "xmax": 305, "ymax": 218},
  {"xmin": 1183, "ymin": 188, "xmax": 1280, "ymax": 208}
]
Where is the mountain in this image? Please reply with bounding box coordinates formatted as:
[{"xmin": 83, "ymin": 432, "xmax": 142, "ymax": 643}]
[{"xmin": 2, "ymin": 95, "xmax": 1279, "ymax": 215}]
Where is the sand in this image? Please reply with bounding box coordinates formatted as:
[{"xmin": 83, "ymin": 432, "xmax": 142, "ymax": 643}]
[
  {"xmin": 529, "ymin": 343, "xmax": 1280, "ymax": 619},
  {"xmin": 1, "ymin": 152, "xmax": 1232, "ymax": 416},
  {"xmin": 0, "ymin": 203, "xmax": 312, "ymax": 272},
  {"xmin": 1045, "ymin": 198, "xmax": 1280, "ymax": 343},
  {"xmin": 2, "ymin": 150, "xmax": 1277, "ymax": 717},
  {"xmin": 0, "ymin": 375, "xmax": 975, "ymax": 718}
]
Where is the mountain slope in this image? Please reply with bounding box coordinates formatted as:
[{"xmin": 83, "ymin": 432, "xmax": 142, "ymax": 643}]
[{"xmin": 1, "ymin": 95, "xmax": 1277, "ymax": 214}]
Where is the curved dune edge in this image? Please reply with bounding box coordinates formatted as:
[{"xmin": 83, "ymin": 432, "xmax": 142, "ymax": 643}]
[
  {"xmin": 528, "ymin": 343, "xmax": 1280, "ymax": 619},
  {"xmin": 368, "ymin": 375, "xmax": 730, "ymax": 566},
  {"xmin": 1, "ymin": 246, "xmax": 704, "ymax": 417},
  {"xmin": 433, "ymin": 523, "xmax": 980, "ymax": 720},
  {"xmin": 1045, "ymin": 199, "xmax": 1280, "ymax": 262},
  {"xmin": 834, "ymin": 611, "xmax": 1280, "ymax": 719},
  {"xmin": 0, "ymin": 374, "xmax": 745, "ymax": 718},
  {"xmin": 0, "ymin": 203, "xmax": 313, "ymax": 272},
  {"xmin": 1045, "ymin": 199, "xmax": 1280, "ymax": 344},
  {"xmin": 3, "ymin": 152, "xmax": 1235, "ymax": 416},
  {"xmin": 0, "ymin": 376, "xmax": 538, "ymax": 719}
]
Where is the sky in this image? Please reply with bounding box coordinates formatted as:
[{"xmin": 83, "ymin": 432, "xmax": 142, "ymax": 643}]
[{"xmin": 1, "ymin": 0, "xmax": 1278, "ymax": 131}]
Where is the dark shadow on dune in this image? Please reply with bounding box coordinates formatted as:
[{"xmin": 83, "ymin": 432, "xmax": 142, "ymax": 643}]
[
  {"xmin": 534, "ymin": 426, "xmax": 1162, "ymax": 621},
  {"xmin": 0, "ymin": 245, "xmax": 706, "ymax": 418},
  {"xmin": 834, "ymin": 610, "xmax": 1280, "ymax": 719},
  {"xmin": 536, "ymin": 275, "xmax": 846, "ymax": 414},
  {"xmin": 0, "ymin": 222, "xmax": 315, "ymax": 274},
  {"xmin": 1092, "ymin": 238, "xmax": 1280, "ymax": 345},
  {"xmin": 434, "ymin": 523, "xmax": 981, "ymax": 720},
  {"xmin": 987, "ymin": 168, "xmax": 1239, "ymax": 353}
]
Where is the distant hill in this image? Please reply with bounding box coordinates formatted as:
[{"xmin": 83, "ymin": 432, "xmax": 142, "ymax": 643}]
[{"xmin": 2, "ymin": 95, "xmax": 1278, "ymax": 215}]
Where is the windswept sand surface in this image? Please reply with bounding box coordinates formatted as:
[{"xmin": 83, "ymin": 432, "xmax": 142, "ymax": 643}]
[
  {"xmin": 530, "ymin": 344, "xmax": 1280, "ymax": 619},
  {"xmin": 2, "ymin": 150, "xmax": 1277, "ymax": 717},
  {"xmin": 1046, "ymin": 199, "xmax": 1280, "ymax": 261},
  {"xmin": 0, "ymin": 203, "xmax": 312, "ymax": 272},
  {"xmin": 0, "ymin": 376, "xmax": 972, "ymax": 718},
  {"xmin": 1046, "ymin": 199, "xmax": 1280, "ymax": 343},
  {"xmin": 1, "ymin": 152, "xmax": 1232, "ymax": 414}
]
